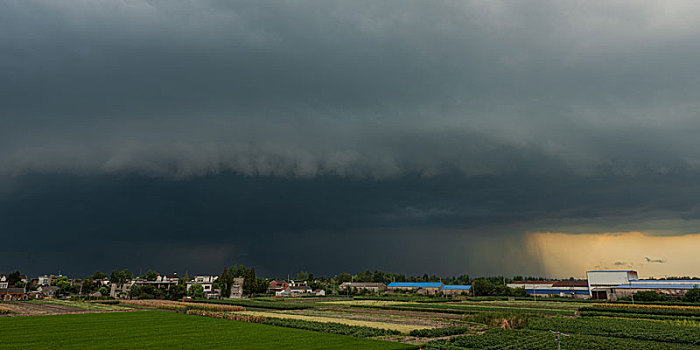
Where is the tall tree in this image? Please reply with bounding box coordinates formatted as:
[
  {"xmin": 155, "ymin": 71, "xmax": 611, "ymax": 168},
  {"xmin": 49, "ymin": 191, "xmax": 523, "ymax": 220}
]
[
  {"xmin": 143, "ymin": 270, "xmax": 159, "ymax": 281},
  {"xmin": 243, "ymin": 267, "xmax": 257, "ymax": 295}
]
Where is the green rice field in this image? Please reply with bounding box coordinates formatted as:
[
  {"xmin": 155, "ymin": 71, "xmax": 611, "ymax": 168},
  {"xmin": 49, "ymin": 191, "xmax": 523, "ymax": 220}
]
[{"xmin": 0, "ymin": 311, "xmax": 416, "ymax": 350}]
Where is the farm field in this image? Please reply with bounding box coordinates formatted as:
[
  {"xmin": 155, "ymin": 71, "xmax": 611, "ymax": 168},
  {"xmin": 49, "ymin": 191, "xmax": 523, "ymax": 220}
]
[
  {"xmin": 330, "ymin": 299, "xmax": 577, "ymax": 316},
  {"xmin": 236, "ymin": 310, "xmax": 433, "ymax": 333},
  {"xmin": 4, "ymin": 296, "xmax": 700, "ymax": 349},
  {"xmin": 0, "ymin": 311, "xmax": 416, "ymax": 350},
  {"xmin": 310, "ymin": 297, "xmax": 700, "ymax": 348},
  {"xmin": 0, "ymin": 300, "xmax": 132, "ymax": 316}
]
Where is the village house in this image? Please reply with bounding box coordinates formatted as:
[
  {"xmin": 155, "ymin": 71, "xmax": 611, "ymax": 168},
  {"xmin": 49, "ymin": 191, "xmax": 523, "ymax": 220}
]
[
  {"xmin": 37, "ymin": 274, "xmax": 58, "ymax": 286},
  {"xmin": 230, "ymin": 277, "xmax": 244, "ymax": 298},
  {"xmin": 186, "ymin": 275, "xmax": 220, "ymax": 299},
  {"xmin": 275, "ymin": 285, "xmax": 325, "ymax": 297},
  {"xmin": 0, "ymin": 288, "xmax": 28, "ymax": 301},
  {"xmin": 37, "ymin": 285, "xmax": 59, "ymax": 298},
  {"xmin": 289, "ymin": 280, "xmax": 308, "ymax": 287},
  {"xmin": 109, "ymin": 281, "xmax": 134, "ymax": 299},
  {"xmin": 268, "ymin": 280, "xmax": 288, "ymax": 293}
]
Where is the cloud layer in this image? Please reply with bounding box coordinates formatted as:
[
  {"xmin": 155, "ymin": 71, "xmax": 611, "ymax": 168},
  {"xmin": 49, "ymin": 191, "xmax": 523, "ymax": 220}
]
[
  {"xmin": 4, "ymin": 1, "xmax": 700, "ymax": 276},
  {"xmin": 3, "ymin": 1, "xmax": 700, "ymax": 178}
]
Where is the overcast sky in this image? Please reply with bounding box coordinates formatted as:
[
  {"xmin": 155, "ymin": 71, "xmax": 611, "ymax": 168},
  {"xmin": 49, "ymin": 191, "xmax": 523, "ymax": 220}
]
[{"xmin": 3, "ymin": 1, "xmax": 700, "ymax": 278}]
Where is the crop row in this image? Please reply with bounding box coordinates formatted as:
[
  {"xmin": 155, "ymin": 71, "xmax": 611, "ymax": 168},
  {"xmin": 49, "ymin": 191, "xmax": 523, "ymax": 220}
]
[
  {"xmin": 580, "ymin": 305, "xmax": 700, "ymax": 317},
  {"xmin": 592, "ymin": 303, "xmax": 700, "ymax": 311},
  {"xmin": 580, "ymin": 310, "xmax": 700, "ymax": 321},
  {"xmin": 424, "ymin": 328, "xmax": 695, "ymax": 350},
  {"xmin": 193, "ymin": 298, "xmax": 313, "ymax": 310},
  {"xmin": 187, "ymin": 309, "xmax": 401, "ymax": 338},
  {"xmin": 409, "ymin": 326, "xmax": 473, "ymax": 337},
  {"xmin": 120, "ymin": 300, "xmax": 245, "ymax": 312},
  {"xmin": 360, "ymin": 303, "xmax": 574, "ymax": 316},
  {"xmin": 35, "ymin": 299, "xmax": 126, "ymax": 311},
  {"xmin": 528, "ymin": 316, "xmax": 700, "ymax": 344}
]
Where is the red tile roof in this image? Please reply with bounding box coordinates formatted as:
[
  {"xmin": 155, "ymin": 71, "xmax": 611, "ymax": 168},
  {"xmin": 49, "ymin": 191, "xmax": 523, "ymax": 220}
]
[{"xmin": 552, "ymin": 280, "xmax": 589, "ymax": 287}]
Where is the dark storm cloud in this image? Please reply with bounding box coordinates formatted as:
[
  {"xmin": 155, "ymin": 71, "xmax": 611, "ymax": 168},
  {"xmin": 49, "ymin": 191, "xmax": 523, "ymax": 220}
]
[
  {"xmin": 3, "ymin": 1, "xmax": 700, "ymax": 276},
  {"xmin": 3, "ymin": 171, "xmax": 700, "ymax": 276},
  {"xmin": 3, "ymin": 1, "xmax": 700, "ymax": 178}
]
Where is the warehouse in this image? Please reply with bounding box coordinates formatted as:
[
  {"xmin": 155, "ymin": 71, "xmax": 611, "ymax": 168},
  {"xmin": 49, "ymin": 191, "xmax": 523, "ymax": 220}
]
[
  {"xmin": 440, "ymin": 284, "xmax": 471, "ymax": 295},
  {"xmin": 587, "ymin": 270, "xmax": 639, "ymax": 300},
  {"xmin": 588, "ymin": 270, "xmax": 700, "ymax": 300},
  {"xmin": 507, "ymin": 280, "xmax": 589, "ymax": 298},
  {"xmin": 387, "ymin": 282, "xmax": 443, "ymax": 295}
]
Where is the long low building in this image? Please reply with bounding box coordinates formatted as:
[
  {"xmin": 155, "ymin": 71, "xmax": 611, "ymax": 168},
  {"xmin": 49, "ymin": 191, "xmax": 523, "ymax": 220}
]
[
  {"xmin": 507, "ymin": 280, "xmax": 589, "ymax": 298},
  {"xmin": 440, "ymin": 284, "xmax": 471, "ymax": 295},
  {"xmin": 338, "ymin": 282, "xmax": 387, "ymax": 293},
  {"xmin": 587, "ymin": 270, "xmax": 700, "ymax": 300},
  {"xmin": 387, "ymin": 282, "xmax": 443, "ymax": 294}
]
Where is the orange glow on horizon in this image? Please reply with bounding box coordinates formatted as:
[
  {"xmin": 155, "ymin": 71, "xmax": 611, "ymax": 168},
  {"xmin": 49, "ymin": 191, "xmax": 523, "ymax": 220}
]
[{"xmin": 527, "ymin": 232, "xmax": 700, "ymax": 279}]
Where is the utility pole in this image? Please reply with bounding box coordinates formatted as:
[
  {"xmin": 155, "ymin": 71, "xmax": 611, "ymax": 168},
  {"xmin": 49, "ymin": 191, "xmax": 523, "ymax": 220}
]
[
  {"xmin": 550, "ymin": 331, "xmax": 569, "ymax": 350},
  {"xmin": 534, "ymin": 285, "xmax": 537, "ymax": 302}
]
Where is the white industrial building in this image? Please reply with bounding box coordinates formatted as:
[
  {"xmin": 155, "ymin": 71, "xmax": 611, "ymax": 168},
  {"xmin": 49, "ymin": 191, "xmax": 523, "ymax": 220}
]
[
  {"xmin": 510, "ymin": 270, "xmax": 699, "ymax": 300},
  {"xmin": 586, "ymin": 270, "xmax": 639, "ymax": 300}
]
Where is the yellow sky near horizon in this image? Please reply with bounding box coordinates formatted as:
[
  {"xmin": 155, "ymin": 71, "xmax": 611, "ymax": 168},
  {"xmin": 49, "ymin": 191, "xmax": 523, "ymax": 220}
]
[{"xmin": 527, "ymin": 232, "xmax": 700, "ymax": 279}]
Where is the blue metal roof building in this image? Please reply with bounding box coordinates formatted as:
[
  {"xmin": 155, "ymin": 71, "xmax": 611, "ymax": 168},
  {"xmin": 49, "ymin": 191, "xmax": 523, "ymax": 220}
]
[
  {"xmin": 614, "ymin": 283, "xmax": 700, "ymax": 289},
  {"xmin": 387, "ymin": 282, "xmax": 443, "ymax": 288},
  {"xmin": 440, "ymin": 285, "xmax": 471, "ymax": 290}
]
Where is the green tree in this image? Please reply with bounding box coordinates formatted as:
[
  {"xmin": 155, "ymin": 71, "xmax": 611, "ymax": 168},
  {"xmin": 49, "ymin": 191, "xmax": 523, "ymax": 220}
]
[
  {"xmin": 188, "ymin": 283, "xmax": 204, "ymax": 298},
  {"xmin": 634, "ymin": 291, "xmax": 668, "ymax": 302},
  {"xmin": 6, "ymin": 271, "xmax": 21, "ymax": 285},
  {"xmin": 81, "ymin": 279, "xmax": 99, "ymax": 294},
  {"xmin": 255, "ymin": 278, "xmax": 270, "ymax": 294},
  {"xmin": 230, "ymin": 265, "xmax": 246, "ymax": 277},
  {"xmin": 472, "ymin": 279, "xmax": 496, "ymax": 296},
  {"xmin": 216, "ymin": 267, "xmax": 235, "ymax": 297},
  {"xmin": 90, "ymin": 271, "xmax": 108, "ymax": 280},
  {"xmin": 337, "ymin": 273, "xmax": 352, "ymax": 283},
  {"xmin": 143, "ymin": 270, "xmax": 159, "ymax": 281},
  {"xmin": 130, "ymin": 285, "xmax": 155, "ymax": 299},
  {"xmin": 109, "ymin": 269, "xmax": 133, "ymax": 284},
  {"xmin": 373, "ymin": 270, "xmax": 385, "ymax": 283},
  {"xmin": 243, "ymin": 267, "xmax": 257, "ymax": 295},
  {"xmin": 167, "ymin": 284, "xmax": 187, "ymax": 300},
  {"xmin": 55, "ymin": 278, "xmax": 73, "ymax": 296},
  {"xmin": 683, "ymin": 288, "xmax": 700, "ymax": 303}
]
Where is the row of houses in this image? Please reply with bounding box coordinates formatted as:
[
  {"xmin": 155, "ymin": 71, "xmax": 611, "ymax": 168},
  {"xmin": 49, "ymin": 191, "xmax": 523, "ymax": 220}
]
[
  {"xmin": 110, "ymin": 274, "xmax": 245, "ymax": 299},
  {"xmin": 0, "ymin": 274, "xmax": 30, "ymax": 301},
  {"xmin": 0, "ymin": 273, "xmax": 244, "ymax": 300},
  {"xmin": 508, "ymin": 270, "xmax": 700, "ymax": 300},
  {"xmin": 269, "ymin": 280, "xmax": 325, "ymax": 297}
]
